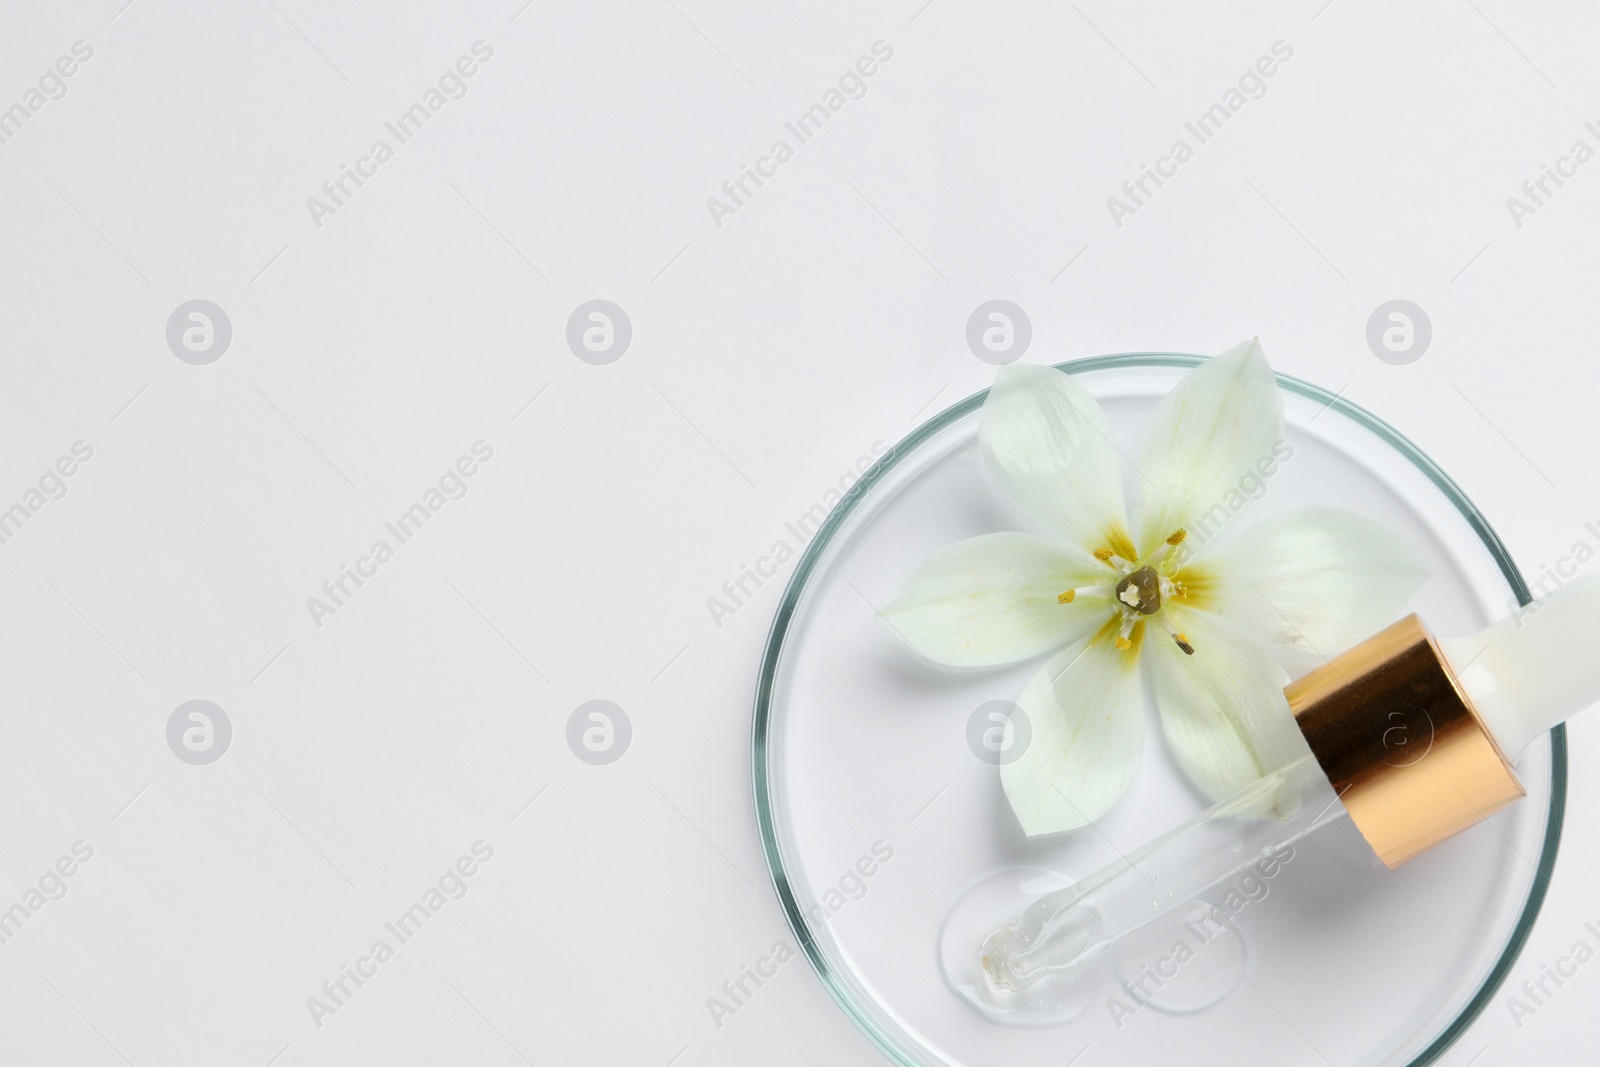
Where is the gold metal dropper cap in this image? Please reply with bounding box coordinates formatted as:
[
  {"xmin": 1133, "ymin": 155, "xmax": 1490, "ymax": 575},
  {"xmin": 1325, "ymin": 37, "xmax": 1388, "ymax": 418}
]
[{"xmin": 1285, "ymin": 614, "xmax": 1524, "ymax": 869}]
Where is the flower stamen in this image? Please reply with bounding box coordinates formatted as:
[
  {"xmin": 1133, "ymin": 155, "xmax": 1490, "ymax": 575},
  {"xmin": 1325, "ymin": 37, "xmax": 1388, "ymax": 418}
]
[
  {"xmin": 1151, "ymin": 615, "xmax": 1196, "ymax": 655},
  {"xmin": 1093, "ymin": 547, "xmax": 1138, "ymax": 572},
  {"xmin": 1147, "ymin": 529, "xmax": 1190, "ymax": 569},
  {"xmin": 1113, "ymin": 614, "xmax": 1139, "ymax": 651},
  {"xmin": 1057, "ymin": 583, "xmax": 1112, "ymax": 606}
]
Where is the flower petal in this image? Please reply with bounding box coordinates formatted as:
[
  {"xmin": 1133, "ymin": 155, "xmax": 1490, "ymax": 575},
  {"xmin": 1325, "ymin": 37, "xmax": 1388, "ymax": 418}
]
[
  {"xmin": 980, "ymin": 363, "xmax": 1134, "ymax": 556},
  {"xmin": 1001, "ymin": 623, "xmax": 1145, "ymax": 835},
  {"xmin": 1132, "ymin": 339, "xmax": 1284, "ymax": 558},
  {"xmin": 1182, "ymin": 506, "xmax": 1431, "ymax": 659},
  {"xmin": 1146, "ymin": 605, "xmax": 1308, "ymax": 807},
  {"xmin": 881, "ymin": 532, "xmax": 1110, "ymax": 667}
]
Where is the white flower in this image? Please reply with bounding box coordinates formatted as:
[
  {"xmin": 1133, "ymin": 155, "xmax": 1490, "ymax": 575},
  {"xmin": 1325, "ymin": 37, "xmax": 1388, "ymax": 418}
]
[{"xmin": 882, "ymin": 340, "xmax": 1429, "ymax": 836}]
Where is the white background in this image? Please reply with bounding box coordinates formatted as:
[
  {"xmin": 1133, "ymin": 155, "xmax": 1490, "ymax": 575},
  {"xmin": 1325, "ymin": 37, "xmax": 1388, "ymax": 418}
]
[{"xmin": 0, "ymin": 0, "xmax": 1597, "ymax": 1064}]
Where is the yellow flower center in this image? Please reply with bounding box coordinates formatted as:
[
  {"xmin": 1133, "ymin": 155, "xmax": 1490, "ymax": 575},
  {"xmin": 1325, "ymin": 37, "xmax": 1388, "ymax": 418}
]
[{"xmin": 1060, "ymin": 528, "xmax": 1197, "ymax": 656}]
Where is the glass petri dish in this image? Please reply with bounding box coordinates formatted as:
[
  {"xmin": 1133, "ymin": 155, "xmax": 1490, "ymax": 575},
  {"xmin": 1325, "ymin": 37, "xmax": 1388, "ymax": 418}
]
[{"xmin": 753, "ymin": 354, "xmax": 1565, "ymax": 1067}]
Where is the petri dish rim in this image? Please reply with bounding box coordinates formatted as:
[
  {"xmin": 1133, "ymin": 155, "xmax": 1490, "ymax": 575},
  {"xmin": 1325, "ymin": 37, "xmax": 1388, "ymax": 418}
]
[{"xmin": 751, "ymin": 351, "xmax": 1567, "ymax": 1067}]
